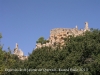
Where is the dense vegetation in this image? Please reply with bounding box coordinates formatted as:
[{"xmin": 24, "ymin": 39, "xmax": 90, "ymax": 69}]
[{"xmin": 0, "ymin": 29, "xmax": 100, "ymax": 75}]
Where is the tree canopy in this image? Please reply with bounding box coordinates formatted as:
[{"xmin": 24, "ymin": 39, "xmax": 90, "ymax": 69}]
[
  {"xmin": 36, "ymin": 37, "xmax": 46, "ymax": 44},
  {"xmin": 1, "ymin": 29, "xmax": 100, "ymax": 75}
]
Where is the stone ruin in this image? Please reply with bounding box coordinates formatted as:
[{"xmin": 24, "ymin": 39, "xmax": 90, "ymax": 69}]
[
  {"xmin": 13, "ymin": 43, "xmax": 28, "ymax": 60},
  {"xmin": 35, "ymin": 22, "xmax": 90, "ymax": 49}
]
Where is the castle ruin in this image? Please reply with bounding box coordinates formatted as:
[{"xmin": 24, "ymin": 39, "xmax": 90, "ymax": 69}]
[
  {"xmin": 35, "ymin": 22, "xmax": 90, "ymax": 49},
  {"xmin": 13, "ymin": 43, "xmax": 28, "ymax": 60}
]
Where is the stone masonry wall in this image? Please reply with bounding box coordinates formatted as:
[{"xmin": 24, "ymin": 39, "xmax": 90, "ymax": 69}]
[{"xmin": 35, "ymin": 22, "xmax": 90, "ymax": 49}]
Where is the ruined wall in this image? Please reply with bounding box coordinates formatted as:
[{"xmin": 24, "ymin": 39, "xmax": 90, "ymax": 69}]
[
  {"xmin": 13, "ymin": 43, "xmax": 28, "ymax": 60},
  {"xmin": 50, "ymin": 28, "xmax": 68, "ymax": 45},
  {"xmin": 49, "ymin": 27, "xmax": 82, "ymax": 45},
  {"xmin": 35, "ymin": 22, "xmax": 90, "ymax": 49}
]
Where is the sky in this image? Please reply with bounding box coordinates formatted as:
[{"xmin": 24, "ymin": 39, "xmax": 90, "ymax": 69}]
[{"xmin": 0, "ymin": 0, "xmax": 100, "ymax": 56}]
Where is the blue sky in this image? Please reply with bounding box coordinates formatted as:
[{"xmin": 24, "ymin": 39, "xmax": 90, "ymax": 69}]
[{"xmin": 0, "ymin": 0, "xmax": 100, "ymax": 55}]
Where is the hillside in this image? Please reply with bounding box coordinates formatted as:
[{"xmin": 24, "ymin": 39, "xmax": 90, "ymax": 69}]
[{"xmin": 0, "ymin": 29, "xmax": 100, "ymax": 75}]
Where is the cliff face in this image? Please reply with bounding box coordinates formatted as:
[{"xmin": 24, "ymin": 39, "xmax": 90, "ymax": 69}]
[{"xmin": 35, "ymin": 22, "xmax": 90, "ymax": 49}]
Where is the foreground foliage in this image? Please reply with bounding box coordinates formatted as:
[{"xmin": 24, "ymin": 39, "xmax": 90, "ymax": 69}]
[{"xmin": 0, "ymin": 29, "xmax": 100, "ymax": 75}]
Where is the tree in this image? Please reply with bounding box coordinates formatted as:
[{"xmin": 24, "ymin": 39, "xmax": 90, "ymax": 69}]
[
  {"xmin": 1, "ymin": 28, "xmax": 100, "ymax": 75},
  {"xmin": 0, "ymin": 33, "xmax": 2, "ymax": 43},
  {"xmin": 0, "ymin": 33, "xmax": 2, "ymax": 49},
  {"xmin": 27, "ymin": 29, "xmax": 100, "ymax": 75},
  {"xmin": 36, "ymin": 37, "xmax": 46, "ymax": 44}
]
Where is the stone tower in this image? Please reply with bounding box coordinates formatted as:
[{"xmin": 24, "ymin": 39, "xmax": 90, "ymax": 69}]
[
  {"xmin": 13, "ymin": 43, "xmax": 28, "ymax": 60},
  {"xmin": 14, "ymin": 43, "xmax": 24, "ymax": 57},
  {"xmin": 75, "ymin": 25, "xmax": 78, "ymax": 29},
  {"xmin": 84, "ymin": 22, "xmax": 90, "ymax": 31},
  {"xmin": 16, "ymin": 43, "xmax": 18, "ymax": 49}
]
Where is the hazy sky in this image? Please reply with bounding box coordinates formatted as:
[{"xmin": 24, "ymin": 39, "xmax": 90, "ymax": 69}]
[{"xmin": 0, "ymin": 0, "xmax": 100, "ymax": 55}]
